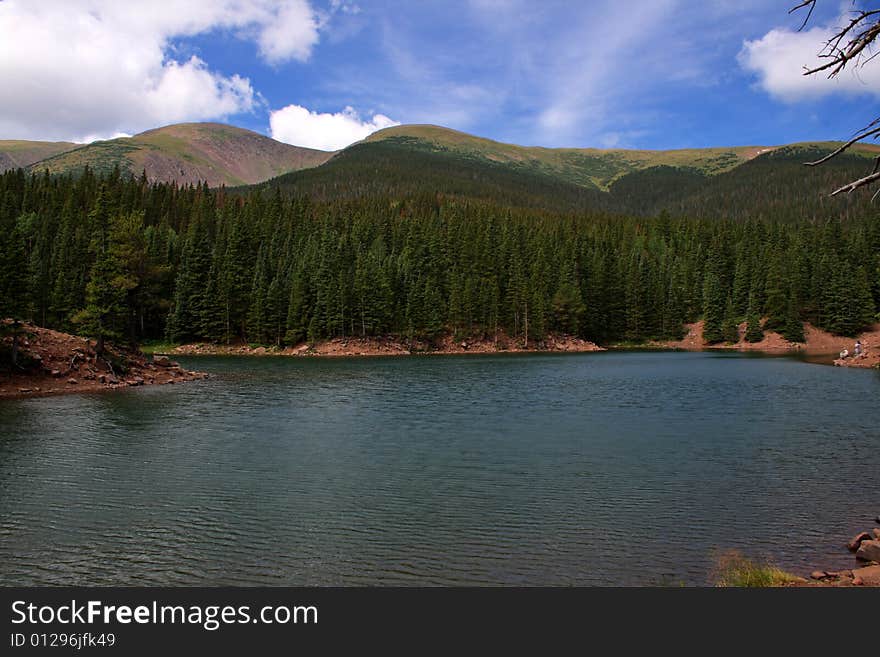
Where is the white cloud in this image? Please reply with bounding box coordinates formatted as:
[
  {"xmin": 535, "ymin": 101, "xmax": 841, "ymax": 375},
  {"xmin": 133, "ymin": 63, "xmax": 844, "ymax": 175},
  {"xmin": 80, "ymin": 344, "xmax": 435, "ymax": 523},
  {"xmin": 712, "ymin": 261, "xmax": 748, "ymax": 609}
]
[
  {"xmin": 269, "ymin": 105, "xmax": 399, "ymax": 151},
  {"xmin": 257, "ymin": 1, "xmax": 321, "ymax": 64},
  {"xmin": 740, "ymin": 23, "xmax": 880, "ymax": 102},
  {"xmin": 0, "ymin": 0, "xmax": 320, "ymax": 142}
]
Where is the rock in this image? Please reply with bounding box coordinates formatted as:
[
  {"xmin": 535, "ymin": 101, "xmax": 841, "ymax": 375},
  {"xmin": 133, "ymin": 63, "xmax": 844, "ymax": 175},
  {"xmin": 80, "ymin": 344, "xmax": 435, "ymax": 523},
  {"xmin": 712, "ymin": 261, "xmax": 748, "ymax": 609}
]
[
  {"xmin": 98, "ymin": 374, "xmax": 106, "ymax": 384},
  {"xmin": 847, "ymin": 531, "xmax": 873, "ymax": 552},
  {"xmin": 873, "ymin": 528, "xmax": 880, "ymax": 541},
  {"xmin": 18, "ymin": 388, "xmax": 32, "ymax": 394},
  {"xmin": 51, "ymin": 370, "xmax": 61, "ymax": 378},
  {"xmin": 810, "ymin": 570, "xmax": 827, "ymax": 580},
  {"xmin": 107, "ymin": 375, "xmax": 118, "ymax": 384},
  {"xmin": 67, "ymin": 378, "xmax": 78, "ymax": 385},
  {"xmin": 153, "ymin": 355, "xmax": 172, "ymax": 367},
  {"xmin": 855, "ymin": 539, "xmax": 880, "ymax": 562},
  {"xmin": 851, "ymin": 565, "xmax": 880, "ymax": 586}
]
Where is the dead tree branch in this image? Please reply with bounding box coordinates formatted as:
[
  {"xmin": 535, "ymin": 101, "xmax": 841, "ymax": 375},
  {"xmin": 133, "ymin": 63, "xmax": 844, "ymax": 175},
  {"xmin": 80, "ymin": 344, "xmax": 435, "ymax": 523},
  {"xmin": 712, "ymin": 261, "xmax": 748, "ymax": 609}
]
[{"xmin": 791, "ymin": 1, "xmax": 880, "ymax": 195}]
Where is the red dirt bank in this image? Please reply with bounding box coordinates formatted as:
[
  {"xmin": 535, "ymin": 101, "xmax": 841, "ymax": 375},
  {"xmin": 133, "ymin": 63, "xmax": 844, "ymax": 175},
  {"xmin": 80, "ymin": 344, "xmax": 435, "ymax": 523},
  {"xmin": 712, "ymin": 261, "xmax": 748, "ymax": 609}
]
[
  {"xmin": 654, "ymin": 321, "xmax": 880, "ymax": 369},
  {"xmin": 170, "ymin": 333, "xmax": 605, "ymax": 358},
  {"xmin": 0, "ymin": 321, "xmax": 207, "ymax": 400}
]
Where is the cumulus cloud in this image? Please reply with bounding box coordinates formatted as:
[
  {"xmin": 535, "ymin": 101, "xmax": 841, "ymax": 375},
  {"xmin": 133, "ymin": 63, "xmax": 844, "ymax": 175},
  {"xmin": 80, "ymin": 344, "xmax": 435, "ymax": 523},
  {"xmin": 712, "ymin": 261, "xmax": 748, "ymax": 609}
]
[
  {"xmin": 269, "ymin": 105, "xmax": 399, "ymax": 151},
  {"xmin": 0, "ymin": 0, "xmax": 320, "ymax": 142},
  {"xmin": 740, "ymin": 23, "xmax": 880, "ymax": 102}
]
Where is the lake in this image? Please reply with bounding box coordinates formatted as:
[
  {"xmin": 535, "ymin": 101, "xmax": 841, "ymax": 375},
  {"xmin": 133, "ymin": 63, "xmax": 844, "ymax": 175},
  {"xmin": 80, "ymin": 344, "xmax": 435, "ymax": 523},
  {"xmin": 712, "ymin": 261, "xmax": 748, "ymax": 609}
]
[{"xmin": 0, "ymin": 351, "xmax": 877, "ymax": 586}]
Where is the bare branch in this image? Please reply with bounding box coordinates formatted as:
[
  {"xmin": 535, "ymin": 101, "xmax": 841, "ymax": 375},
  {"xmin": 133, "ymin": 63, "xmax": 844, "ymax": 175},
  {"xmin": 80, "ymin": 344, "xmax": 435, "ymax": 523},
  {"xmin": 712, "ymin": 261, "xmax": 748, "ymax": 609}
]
[
  {"xmin": 801, "ymin": 11, "xmax": 880, "ymax": 78},
  {"xmin": 805, "ymin": 124, "xmax": 880, "ymax": 165},
  {"xmin": 789, "ymin": 0, "xmax": 817, "ymax": 31},
  {"xmin": 829, "ymin": 170, "xmax": 880, "ymax": 195},
  {"xmin": 789, "ymin": 1, "xmax": 880, "ymax": 195}
]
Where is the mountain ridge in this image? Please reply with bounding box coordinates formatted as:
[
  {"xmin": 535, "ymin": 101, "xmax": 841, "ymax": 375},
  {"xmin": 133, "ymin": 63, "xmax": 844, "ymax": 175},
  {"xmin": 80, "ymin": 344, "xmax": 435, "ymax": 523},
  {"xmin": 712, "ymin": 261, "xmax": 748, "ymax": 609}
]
[
  {"xmin": 14, "ymin": 123, "xmax": 334, "ymax": 187},
  {"xmin": 4, "ymin": 121, "xmax": 880, "ymax": 196}
]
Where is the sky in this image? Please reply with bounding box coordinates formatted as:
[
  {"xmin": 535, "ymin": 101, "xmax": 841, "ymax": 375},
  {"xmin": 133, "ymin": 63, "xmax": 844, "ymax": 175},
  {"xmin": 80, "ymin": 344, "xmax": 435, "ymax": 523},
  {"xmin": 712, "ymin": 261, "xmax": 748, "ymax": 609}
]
[{"xmin": 1, "ymin": 0, "xmax": 878, "ymax": 151}]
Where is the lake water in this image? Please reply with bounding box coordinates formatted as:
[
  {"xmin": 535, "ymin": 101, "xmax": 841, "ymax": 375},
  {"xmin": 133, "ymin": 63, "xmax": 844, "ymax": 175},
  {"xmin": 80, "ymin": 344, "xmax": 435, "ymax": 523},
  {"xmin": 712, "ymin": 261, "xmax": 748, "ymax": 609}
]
[{"xmin": 1, "ymin": 351, "xmax": 877, "ymax": 586}]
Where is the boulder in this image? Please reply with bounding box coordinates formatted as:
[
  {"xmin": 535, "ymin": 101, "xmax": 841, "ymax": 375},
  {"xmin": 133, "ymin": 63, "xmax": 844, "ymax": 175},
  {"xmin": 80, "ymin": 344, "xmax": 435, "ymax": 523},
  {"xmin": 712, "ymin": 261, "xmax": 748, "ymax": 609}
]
[
  {"xmin": 152, "ymin": 355, "xmax": 173, "ymax": 368},
  {"xmin": 873, "ymin": 528, "xmax": 880, "ymax": 541},
  {"xmin": 847, "ymin": 531, "xmax": 873, "ymax": 552},
  {"xmin": 851, "ymin": 565, "xmax": 880, "ymax": 586},
  {"xmin": 67, "ymin": 378, "xmax": 78, "ymax": 385},
  {"xmin": 855, "ymin": 540, "xmax": 880, "ymax": 562}
]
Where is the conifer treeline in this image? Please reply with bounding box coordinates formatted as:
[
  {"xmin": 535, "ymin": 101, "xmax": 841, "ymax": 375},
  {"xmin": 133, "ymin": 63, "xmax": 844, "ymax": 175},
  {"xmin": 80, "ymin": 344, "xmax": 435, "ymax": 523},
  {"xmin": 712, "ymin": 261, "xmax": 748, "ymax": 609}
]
[{"xmin": 0, "ymin": 168, "xmax": 877, "ymax": 348}]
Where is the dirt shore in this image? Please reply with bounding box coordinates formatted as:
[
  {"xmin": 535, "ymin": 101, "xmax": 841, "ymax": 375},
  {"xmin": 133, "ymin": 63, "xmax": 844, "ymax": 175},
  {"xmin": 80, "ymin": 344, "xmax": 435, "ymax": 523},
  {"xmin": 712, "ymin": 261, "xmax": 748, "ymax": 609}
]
[
  {"xmin": 0, "ymin": 321, "xmax": 207, "ymax": 400},
  {"xmin": 650, "ymin": 321, "xmax": 880, "ymax": 369},
  {"xmin": 169, "ymin": 333, "xmax": 606, "ymax": 358},
  {"xmin": 166, "ymin": 322, "xmax": 880, "ymax": 369}
]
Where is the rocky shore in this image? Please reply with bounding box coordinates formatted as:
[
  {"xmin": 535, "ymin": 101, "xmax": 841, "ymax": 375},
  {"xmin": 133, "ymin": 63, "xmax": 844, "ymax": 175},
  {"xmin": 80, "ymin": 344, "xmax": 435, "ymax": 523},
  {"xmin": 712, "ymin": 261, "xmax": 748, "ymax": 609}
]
[
  {"xmin": 800, "ymin": 520, "xmax": 880, "ymax": 587},
  {"xmin": 169, "ymin": 332, "xmax": 605, "ymax": 358},
  {"xmin": 0, "ymin": 321, "xmax": 207, "ymax": 400}
]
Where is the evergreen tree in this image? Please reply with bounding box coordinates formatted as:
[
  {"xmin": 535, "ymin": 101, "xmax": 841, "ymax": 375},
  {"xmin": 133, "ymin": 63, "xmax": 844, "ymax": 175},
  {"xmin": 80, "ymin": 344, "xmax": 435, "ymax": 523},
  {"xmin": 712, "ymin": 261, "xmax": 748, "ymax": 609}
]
[
  {"xmin": 722, "ymin": 295, "xmax": 739, "ymax": 344},
  {"xmin": 72, "ymin": 213, "xmax": 139, "ymax": 354},
  {"xmin": 702, "ymin": 272, "xmax": 725, "ymax": 344},
  {"xmin": 782, "ymin": 292, "xmax": 805, "ymax": 343},
  {"xmin": 745, "ymin": 309, "xmax": 764, "ymax": 343}
]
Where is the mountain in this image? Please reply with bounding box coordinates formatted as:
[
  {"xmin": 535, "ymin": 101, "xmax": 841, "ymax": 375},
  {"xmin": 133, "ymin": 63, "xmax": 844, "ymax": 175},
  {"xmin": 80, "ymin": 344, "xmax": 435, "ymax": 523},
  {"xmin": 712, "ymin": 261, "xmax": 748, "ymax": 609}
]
[
  {"xmin": 0, "ymin": 140, "xmax": 78, "ymax": 170},
  {"xmin": 21, "ymin": 123, "xmax": 334, "ymax": 187},
  {"xmin": 8, "ymin": 122, "xmax": 880, "ymax": 214}
]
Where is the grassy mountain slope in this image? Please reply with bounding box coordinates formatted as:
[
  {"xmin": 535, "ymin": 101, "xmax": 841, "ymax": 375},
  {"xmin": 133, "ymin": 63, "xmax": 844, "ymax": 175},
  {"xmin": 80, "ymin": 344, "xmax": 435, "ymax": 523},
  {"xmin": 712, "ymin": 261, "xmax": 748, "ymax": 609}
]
[
  {"xmin": 253, "ymin": 138, "xmax": 607, "ymax": 213},
  {"xmin": 609, "ymin": 144, "xmax": 880, "ymax": 220},
  {"xmin": 257, "ymin": 130, "xmax": 880, "ymax": 219},
  {"xmin": 0, "ymin": 140, "xmax": 78, "ymax": 171},
  {"xmin": 364, "ymin": 124, "xmax": 773, "ymax": 190},
  {"xmin": 26, "ymin": 123, "xmax": 334, "ymax": 187}
]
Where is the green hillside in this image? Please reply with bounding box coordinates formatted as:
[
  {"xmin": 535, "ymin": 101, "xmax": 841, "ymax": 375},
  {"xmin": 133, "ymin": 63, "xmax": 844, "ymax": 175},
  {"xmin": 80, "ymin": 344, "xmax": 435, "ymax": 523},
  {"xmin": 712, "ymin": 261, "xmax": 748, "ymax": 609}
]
[
  {"xmin": 257, "ymin": 128, "xmax": 880, "ymax": 220},
  {"xmin": 364, "ymin": 124, "xmax": 773, "ymax": 190},
  {"xmin": 252, "ymin": 137, "xmax": 606, "ymax": 213}
]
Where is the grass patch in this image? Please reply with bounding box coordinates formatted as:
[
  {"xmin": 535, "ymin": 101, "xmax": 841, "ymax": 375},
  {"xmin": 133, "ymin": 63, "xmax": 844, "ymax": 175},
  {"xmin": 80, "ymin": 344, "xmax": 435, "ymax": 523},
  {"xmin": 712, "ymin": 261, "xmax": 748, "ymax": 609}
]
[
  {"xmin": 139, "ymin": 342, "xmax": 180, "ymax": 355},
  {"xmin": 713, "ymin": 551, "xmax": 803, "ymax": 587}
]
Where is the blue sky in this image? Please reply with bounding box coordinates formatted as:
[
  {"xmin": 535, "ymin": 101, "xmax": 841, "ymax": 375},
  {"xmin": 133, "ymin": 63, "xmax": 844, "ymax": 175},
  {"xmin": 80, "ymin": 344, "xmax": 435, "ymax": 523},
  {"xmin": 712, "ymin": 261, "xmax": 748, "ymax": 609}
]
[{"xmin": 1, "ymin": 0, "xmax": 878, "ymax": 150}]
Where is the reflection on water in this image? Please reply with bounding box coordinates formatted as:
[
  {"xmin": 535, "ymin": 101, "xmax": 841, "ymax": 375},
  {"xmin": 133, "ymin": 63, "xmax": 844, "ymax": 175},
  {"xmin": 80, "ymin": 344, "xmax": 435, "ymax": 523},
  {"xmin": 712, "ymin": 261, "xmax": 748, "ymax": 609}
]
[{"xmin": 0, "ymin": 351, "xmax": 877, "ymax": 585}]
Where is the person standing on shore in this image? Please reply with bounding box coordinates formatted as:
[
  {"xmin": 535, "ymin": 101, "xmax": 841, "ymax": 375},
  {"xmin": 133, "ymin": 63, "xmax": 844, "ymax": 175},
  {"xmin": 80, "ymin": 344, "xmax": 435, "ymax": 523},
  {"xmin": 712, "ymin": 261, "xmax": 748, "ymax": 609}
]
[{"xmin": 854, "ymin": 340, "xmax": 862, "ymax": 357}]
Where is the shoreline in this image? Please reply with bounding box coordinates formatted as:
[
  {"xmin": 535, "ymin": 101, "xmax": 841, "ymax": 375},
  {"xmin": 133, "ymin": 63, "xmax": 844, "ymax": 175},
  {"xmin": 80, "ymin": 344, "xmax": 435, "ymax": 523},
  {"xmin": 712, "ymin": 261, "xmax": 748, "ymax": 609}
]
[
  {"xmin": 156, "ymin": 321, "xmax": 880, "ymax": 370},
  {"xmin": 0, "ymin": 322, "xmax": 208, "ymax": 401},
  {"xmin": 644, "ymin": 321, "xmax": 880, "ymax": 370},
  {"xmin": 792, "ymin": 521, "xmax": 880, "ymax": 587},
  {"xmin": 163, "ymin": 333, "xmax": 606, "ymax": 359}
]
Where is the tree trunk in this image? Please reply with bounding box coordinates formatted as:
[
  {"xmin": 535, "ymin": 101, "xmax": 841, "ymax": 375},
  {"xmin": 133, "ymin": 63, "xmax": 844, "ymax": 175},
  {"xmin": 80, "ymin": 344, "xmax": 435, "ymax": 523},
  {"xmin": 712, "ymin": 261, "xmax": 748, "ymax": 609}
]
[
  {"xmin": 96, "ymin": 333, "xmax": 105, "ymax": 356},
  {"xmin": 11, "ymin": 322, "xmax": 20, "ymax": 368}
]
